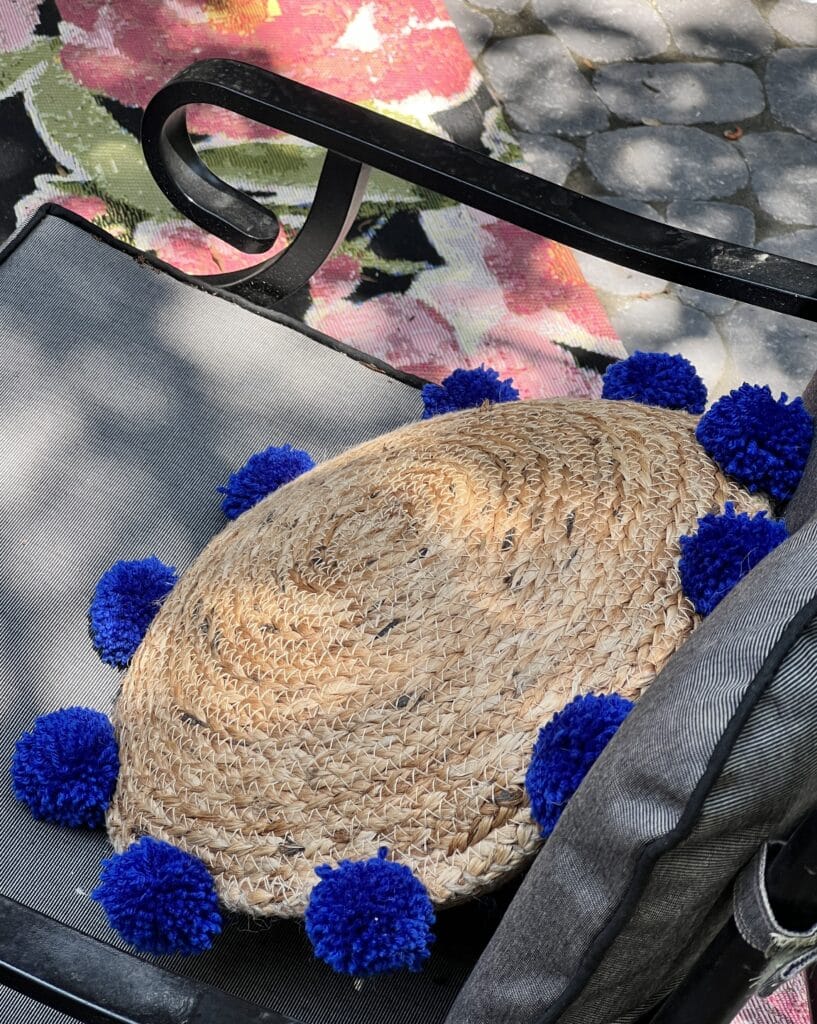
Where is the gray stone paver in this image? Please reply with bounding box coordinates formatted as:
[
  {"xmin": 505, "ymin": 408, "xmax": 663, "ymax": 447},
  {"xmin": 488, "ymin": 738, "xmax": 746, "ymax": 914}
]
[
  {"xmin": 443, "ymin": 0, "xmax": 817, "ymax": 395},
  {"xmin": 769, "ymin": 1, "xmax": 817, "ymax": 46},
  {"xmin": 740, "ymin": 131, "xmax": 817, "ymax": 225},
  {"xmin": 766, "ymin": 48, "xmax": 817, "ymax": 141},
  {"xmin": 515, "ymin": 132, "xmax": 581, "ymax": 184},
  {"xmin": 665, "ymin": 201, "xmax": 756, "ymax": 246},
  {"xmin": 760, "ymin": 229, "xmax": 817, "ymax": 264},
  {"xmin": 446, "ymin": 1, "xmax": 494, "ymax": 56},
  {"xmin": 481, "ymin": 36, "xmax": 609, "ymax": 135},
  {"xmin": 653, "ymin": 0, "xmax": 775, "ymax": 61},
  {"xmin": 573, "ymin": 249, "xmax": 667, "ymax": 298},
  {"xmin": 530, "ymin": 0, "xmax": 670, "ymax": 63},
  {"xmin": 593, "ymin": 62, "xmax": 764, "ymax": 125},
  {"xmin": 470, "ymin": 0, "xmax": 528, "ymax": 13},
  {"xmin": 611, "ymin": 295, "xmax": 727, "ymax": 393},
  {"xmin": 675, "ymin": 287, "xmax": 735, "ymax": 318},
  {"xmin": 719, "ymin": 304, "xmax": 817, "ymax": 397},
  {"xmin": 585, "ymin": 127, "xmax": 748, "ymax": 201}
]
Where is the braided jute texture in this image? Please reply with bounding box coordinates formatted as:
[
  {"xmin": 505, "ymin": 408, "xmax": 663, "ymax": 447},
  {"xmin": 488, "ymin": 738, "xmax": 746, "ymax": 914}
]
[{"xmin": 107, "ymin": 399, "xmax": 771, "ymax": 917}]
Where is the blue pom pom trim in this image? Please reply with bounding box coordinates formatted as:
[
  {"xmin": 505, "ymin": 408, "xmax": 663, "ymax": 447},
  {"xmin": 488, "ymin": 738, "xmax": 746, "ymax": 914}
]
[
  {"xmin": 92, "ymin": 837, "xmax": 222, "ymax": 956},
  {"xmin": 218, "ymin": 443, "xmax": 315, "ymax": 519},
  {"xmin": 421, "ymin": 365, "xmax": 520, "ymax": 419},
  {"xmin": 525, "ymin": 693, "xmax": 633, "ymax": 838},
  {"xmin": 11, "ymin": 707, "xmax": 119, "ymax": 828},
  {"xmin": 679, "ymin": 502, "xmax": 788, "ymax": 615},
  {"xmin": 696, "ymin": 384, "xmax": 813, "ymax": 501},
  {"xmin": 305, "ymin": 847, "xmax": 435, "ymax": 976},
  {"xmin": 601, "ymin": 351, "xmax": 707, "ymax": 414},
  {"xmin": 89, "ymin": 557, "xmax": 177, "ymax": 668}
]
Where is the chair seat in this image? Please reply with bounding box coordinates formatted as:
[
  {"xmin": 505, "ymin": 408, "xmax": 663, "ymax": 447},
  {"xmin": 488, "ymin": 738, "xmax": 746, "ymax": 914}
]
[{"xmin": 0, "ymin": 208, "xmax": 506, "ymax": 1024}]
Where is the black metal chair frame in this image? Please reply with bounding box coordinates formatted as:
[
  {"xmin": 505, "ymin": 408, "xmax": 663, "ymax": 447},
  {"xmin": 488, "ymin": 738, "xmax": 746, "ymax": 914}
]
[{"xmin": 3, "ymin": 58, "xmax": 817, "ymax": 1024}]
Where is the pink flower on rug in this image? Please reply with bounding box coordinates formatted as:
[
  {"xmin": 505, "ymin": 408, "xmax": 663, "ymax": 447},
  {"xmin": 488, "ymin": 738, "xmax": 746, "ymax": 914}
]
[
  {"xmin": 479, "ymin": 320, "xmax": 601, "ymax": 400},
  {"xmin": 56, "ymin": 195, "xmax": 109, "ymax": 221},
  {"xmin": 482, "ymin": 219, "xmax": 617, "ymax": 341},
  {"xmin": 310, "ymin": 254, "xmax": 363, "ymax": 305},
  {"xmin": 0, "ymin": 0, "xmax": 39, "ymax": 52},
  {"xmin": 733, "ymin": 975, "xmax": 812, "ymax": 1024},
  {"xmin": 310, "ymin": 292, "xmax": 464, "ymax": 381},
  {"xmin": 133, "ymin": 218, "xmax": 290, "ymax": 276},
  {"xmin": 309, "ymin": 286, "xmax": 604, "ymax": 399},
  {"xmin": 14, "ymin": 186, "xmax": 110, "ymax": 228},
  {"xmin": 309, "ymin": 205, "xmax": 616, "ymax": 398},
  {"xmin": 56, "ymin": 0, "xmax": 474, "ymax": 137},
  {"xmin": 306, "ymin": 205, "xmax": 617, "ymax": 397}
]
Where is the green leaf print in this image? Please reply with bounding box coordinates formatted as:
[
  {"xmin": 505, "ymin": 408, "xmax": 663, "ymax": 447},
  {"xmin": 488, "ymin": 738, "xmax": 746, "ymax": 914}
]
[
  {"xmin": 0, "ymin": 37, "xmax": 59, "ymax": 97},
  {"xmin": 29, "ymin": 61, "xmax": 176, "ymax": 218}
]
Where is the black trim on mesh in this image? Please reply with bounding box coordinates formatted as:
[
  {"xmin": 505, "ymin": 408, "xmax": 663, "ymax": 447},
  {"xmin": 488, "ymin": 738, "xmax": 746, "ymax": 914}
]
[{"xmin": 0, "ymin": 205, "xmax": 427, "ymax": 392}]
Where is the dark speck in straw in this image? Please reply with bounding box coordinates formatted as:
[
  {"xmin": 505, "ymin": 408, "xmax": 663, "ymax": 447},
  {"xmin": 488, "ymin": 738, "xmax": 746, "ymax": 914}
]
[
  {"xmin": 180, "ymin": 711, "xmax": 207, "ymax": 728},
  {"xmin": 375, "ymin": 618, "xmax": 402, "ymax": 639}
]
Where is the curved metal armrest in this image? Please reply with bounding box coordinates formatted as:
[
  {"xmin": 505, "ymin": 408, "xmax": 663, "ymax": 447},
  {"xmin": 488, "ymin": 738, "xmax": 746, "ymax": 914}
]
[
  {"xmin": 142, "ymin": 58, "xmax": 817, "ymax": 319},
  {"xmin": 144, "ymin": 87, "xmax": 369, "ymax": 301}
]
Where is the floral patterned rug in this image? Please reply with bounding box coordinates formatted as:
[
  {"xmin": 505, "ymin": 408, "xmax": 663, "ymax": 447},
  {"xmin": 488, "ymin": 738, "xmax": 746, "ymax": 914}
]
[
  {"xmin": 736, "ymin": 976, "xmax": 811, "ymax": 1024},
  {"xmin": 0, "ymin": 0, "xmax": 624, "ymax": 397}
]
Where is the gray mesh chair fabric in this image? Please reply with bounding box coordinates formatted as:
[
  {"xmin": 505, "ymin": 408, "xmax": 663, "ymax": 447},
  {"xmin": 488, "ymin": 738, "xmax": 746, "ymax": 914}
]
[
  {"xmin": 447, "ymin": 401, "xmax": 817, "ymax": 1021},
  {"xmin": 6, "ymin": 207, "xmax": 817, "ymax": 1024},
  {"xmin": 0, "ymin": 209, "xmax": 507, "ymax": 1024}
]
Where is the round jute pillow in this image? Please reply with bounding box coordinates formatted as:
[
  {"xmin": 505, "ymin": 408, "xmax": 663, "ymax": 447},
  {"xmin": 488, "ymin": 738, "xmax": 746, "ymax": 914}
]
[{"xmin": 106, "ymin": 398, "xmax": 770, "ymax": 917}]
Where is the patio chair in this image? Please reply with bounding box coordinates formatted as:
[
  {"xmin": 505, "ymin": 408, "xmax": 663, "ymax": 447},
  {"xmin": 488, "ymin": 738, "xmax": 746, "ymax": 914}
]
[{"xmin": 2, "ymin": 59, "xmax": 817, "ymax": 1024}]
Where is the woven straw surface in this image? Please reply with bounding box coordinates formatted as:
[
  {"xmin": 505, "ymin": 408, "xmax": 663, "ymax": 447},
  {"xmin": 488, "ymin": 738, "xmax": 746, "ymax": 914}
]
[{"xmin": 107, "ymin": 399, "xmax": 771, "ymax": 917}]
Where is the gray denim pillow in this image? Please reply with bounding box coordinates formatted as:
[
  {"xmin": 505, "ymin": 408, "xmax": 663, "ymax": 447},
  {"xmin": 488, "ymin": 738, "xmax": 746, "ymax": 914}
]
[{"xmin": 447, "ymin": 381, "xmax": 817, "ymax": 1024}]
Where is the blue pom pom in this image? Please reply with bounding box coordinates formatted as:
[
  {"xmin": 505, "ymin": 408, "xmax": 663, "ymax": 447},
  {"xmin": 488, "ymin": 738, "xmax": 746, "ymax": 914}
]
[
  {"xmin": 679, "ymin": 502, "xmax": 788, "ymax": 615},
  {"xmin": 421, "ymin": 365, "xmax": 520, "ymax": 419},
  {"xmin": 92, "ymin": 837, "xmax": 222, "ymax": 955},
  {"xmin": 601, "ymin": 351, "xmax": 707, "ymax": 414},
  {"xmin": 11, "ymin": 707, "xmax": 119, "ymax": 828},
  {"xmin": 305, "ymin": 847, "xmax": 435, "ymax": 976},
  {"xmin": 696, "ymin": 384, "xmax": 813, "ymax": 501},
  {"xmin": 525, "ymin": 693, "xmax": 633, "ymax": 838},
  {"xmin": 89, "ymin": 557, "xmax": 177, "ymax": 669},
  {"xmin": 218, "ymin": 444, "xmax": 315, "ymax": 519}
]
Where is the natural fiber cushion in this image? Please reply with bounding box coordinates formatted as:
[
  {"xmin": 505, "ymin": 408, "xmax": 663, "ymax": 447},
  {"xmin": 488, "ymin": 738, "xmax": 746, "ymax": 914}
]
[{"xmin": 107, "ymin": 398, "xmax": 769, "ymax": 917}]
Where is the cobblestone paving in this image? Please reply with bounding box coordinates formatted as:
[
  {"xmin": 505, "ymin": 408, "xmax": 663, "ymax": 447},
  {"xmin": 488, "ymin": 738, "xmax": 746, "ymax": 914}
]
[{"xmin": 445, "ymin": 0, "xmax": 817, "ymax": 397}]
